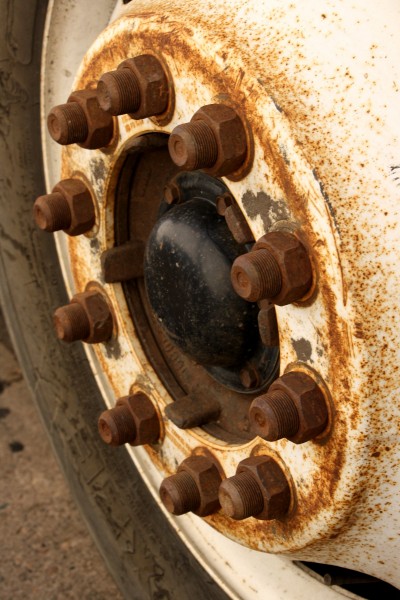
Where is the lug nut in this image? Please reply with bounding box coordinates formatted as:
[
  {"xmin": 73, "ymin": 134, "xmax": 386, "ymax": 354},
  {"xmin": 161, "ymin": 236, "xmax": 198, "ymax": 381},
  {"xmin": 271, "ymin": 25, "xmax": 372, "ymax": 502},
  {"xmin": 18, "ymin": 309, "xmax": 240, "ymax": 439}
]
[
  {"xmin": 101, "ymin": 241, "xmax": 145, "ymax": 283},
  {"xmin": 164, "ymin": 181, "xmax": 182, "ymax": 205},
  {"xmin": 53, "ymin": 289, "xmax": 113, "ymax": 344},
  {"xmin": 169, "ymin": 120, "xmax": 218, "ymax": 170},
  {"xmin": 53, "ymin": 303, "xmax": 90, "ymax": 342},
  {"xmin": 98, "ymin": 392, "xmax": 160, "ymax": 447},
  {"xmin": 249, "ymin": 371, "xmax": 328, "ymax": 444},
  {"xmin": 218, "ymin": 456, "xmax": 290, "ymax": 520},
  {"xmin": 47, "ymin": 102, "xmax": 88, "ymax": 145},
  {"xmin": 47, "ymin": 89, "xmax": 114, "ymax": 149},
  {"xmin": 159, "ymin": 455, "xmax": 223, "ymax": 516},
  {"xmin": 232, "ymin": 248, "xmax": 281, "ymax": 301},
  {"xmin": 216, "ymin": 193, "xmax": 234, "ymax": 216},
  {"xmin": 231, "ymin": 231, "xmax": 312, "ymax": 305},
  {"xmin": 97, "ymin": 54, "xmax": 169, "ymax": 119},
  {"xmin": 33, "ymin": 179, "xmax": 95, "ymax": 236},
  {"xmin": 219, "ymin": 471, "xmax": 264, "ymax": 519},
  {"xmin": 160, "ymin": 471, "xmax": 201, "ymax": 515},
  {"xmin": 168, "ymin": 104, "xmax": 247, "ymax": 177},
  {"xmin": 239, "ymin": 365, "xmax": 260, "ymax": 390}
]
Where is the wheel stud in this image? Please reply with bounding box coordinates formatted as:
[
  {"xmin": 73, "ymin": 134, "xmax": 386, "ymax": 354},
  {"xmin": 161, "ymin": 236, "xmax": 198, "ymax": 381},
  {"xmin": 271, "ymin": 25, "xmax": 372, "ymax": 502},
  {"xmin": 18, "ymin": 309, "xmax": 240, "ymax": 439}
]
[
  {"xmin": 53, "ymin": 289, "xmax": 114, "ymax": 343},
  {"xmin": 168, "ymin": 104, "xmax": 247, "ymax": 177},
  {"xmin": 169, "ymin": 119, "xmax": 218, "ymax": 171},
  {"xmin": 47, "ymin": 102, "xmax": 88, "ymax": 145},
  {"xmin": 98, "ymin": 392, "xmax": 160, "ymax": 447},
  {"xmin": 159, "ymin": 455, "xmax": 223, "ymax": 516},
  {"xmin": 231, "ymin": 231, "xmax": 312, "ymax": 305},
  {"xmin": 47, "ymin": 89, "xmax": 114, "ymax": 149},
  {"xmin": 97, "ymin": 55, "xmax": 169, "ymax": 119},
  {"xmin": 33, "ymin": 179, "xmax": 95, "ymax": 236},
  {"xmin": 232, "ymin": 248, "xmax": 281, "ymax": 301},
  {"xmin": 249, "ymin": 371, "xmax": 328, "ymax": 443},
  {"xmin": 218, "ymin": 456, "xmax": 290, "ymax": 520},
  {"xmin": 53, "ymin": 303, "xmax": 90, "ymax": 343},
  {"xmin": 101, "ymin": 241, "xmax": 145, "ymax": 283},
  {"xmin": 160, "ymin": 471, "xmax": 201, "ymax": 515}
]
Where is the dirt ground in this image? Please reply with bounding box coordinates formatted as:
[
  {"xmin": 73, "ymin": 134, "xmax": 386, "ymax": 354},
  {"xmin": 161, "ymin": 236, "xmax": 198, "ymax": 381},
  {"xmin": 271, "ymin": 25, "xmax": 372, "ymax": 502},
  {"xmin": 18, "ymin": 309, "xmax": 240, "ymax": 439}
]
[{"xmin": 0, "ymin": 311, "xmax": 123, "ymax": 600}]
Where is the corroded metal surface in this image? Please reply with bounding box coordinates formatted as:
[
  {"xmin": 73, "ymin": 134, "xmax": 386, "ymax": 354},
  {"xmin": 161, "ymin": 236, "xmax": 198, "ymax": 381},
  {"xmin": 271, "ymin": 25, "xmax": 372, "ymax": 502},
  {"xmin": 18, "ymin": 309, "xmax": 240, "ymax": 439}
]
[{"xmin": 47, "ymin": 0, "xmax": 400, "ymax": 589}]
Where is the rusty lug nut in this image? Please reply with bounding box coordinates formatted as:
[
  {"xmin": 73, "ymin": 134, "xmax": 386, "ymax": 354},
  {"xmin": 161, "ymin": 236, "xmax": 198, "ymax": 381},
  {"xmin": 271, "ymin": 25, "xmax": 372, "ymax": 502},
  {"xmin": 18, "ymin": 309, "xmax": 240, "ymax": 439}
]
[
  {"xmin": 159, "ymin": 455, "xmax": 223, "ymax": 516},
  {"xmin": 231, "ymin": 231, "xmax": 312, "ymax": 305},
  {"xmin": 97, "ymin": 54, "xmax": 169, "ymax": 119},
  {"xmin": 164, "ymin": 181, "xmax": 182, "ymax": 205},
  {"xmin": 165, "ymin": 395, "xmax": 221, "ymax": 429},
  {"xmin": 47, "ymin": 102, "xmax": 88, "ymax": 145},
  {"xmin": 239, "ymin": 364, "xmax": 260, "ymax": 390},
  {"xmin": 47, "ymin": 89, "xmax": 114, "ymax": 149},
  {"xmin": 168, "ymin": 104, "xmax": 247, "ymax": 177},
  {"xmin": 218, "ymin": 456, "xmax": 290, "ymax": 520},
  {"xmin": 101, "ymin": 241, "xmax": 145, "ymax": 283},
  {"xmin": 53, "ymin": 290, "xmax": 113, "ymax": 344},
  {"xmin": 216, "ymin": 193, "xmax": 233, "ymax": 216},
  {"xmin": 249, "ymin": 371, "xmax": 328, "ymax": 444},
  {"xmin": 33, "ymin": 179, "xmax": 95, "ymax": 236},
  {"xmin": 98, "ymin": 392, "xmax": 160, "ymax": 447},
  {"xmin": 231, "ymin": 249, "xmax": 281, "ymax": 301}
]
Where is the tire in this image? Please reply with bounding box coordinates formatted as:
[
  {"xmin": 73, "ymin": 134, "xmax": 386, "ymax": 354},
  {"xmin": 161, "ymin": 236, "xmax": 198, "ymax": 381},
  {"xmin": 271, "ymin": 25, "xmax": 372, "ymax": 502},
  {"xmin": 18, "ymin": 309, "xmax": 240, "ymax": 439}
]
[{"xmin": 0, "ymin": 3, "xmax": 228, "ymax": 598}]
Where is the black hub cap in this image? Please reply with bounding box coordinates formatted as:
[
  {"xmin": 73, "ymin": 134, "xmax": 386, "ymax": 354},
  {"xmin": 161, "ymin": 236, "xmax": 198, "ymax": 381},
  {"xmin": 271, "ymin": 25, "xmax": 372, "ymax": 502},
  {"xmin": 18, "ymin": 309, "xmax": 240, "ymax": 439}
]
[{"xmin": 144, "ymin": 198, "xmax": 259, "ymax": 367}]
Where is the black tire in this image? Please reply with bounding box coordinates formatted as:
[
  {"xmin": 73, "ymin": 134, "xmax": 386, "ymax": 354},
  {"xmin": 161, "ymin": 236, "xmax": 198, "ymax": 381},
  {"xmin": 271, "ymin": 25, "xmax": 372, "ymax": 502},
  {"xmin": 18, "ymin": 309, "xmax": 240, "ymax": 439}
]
[{"xmin": 0, "ymin": 3, "xmax": 228, "ymax": 598}]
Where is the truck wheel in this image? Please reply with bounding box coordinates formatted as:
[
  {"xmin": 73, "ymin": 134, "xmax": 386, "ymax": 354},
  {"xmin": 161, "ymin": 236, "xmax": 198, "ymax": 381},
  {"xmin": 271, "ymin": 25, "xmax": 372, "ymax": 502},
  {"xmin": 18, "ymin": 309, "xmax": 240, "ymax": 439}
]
[{"xmin": 1, "ymin": 1, "xmax": 399, "ymax": 599}]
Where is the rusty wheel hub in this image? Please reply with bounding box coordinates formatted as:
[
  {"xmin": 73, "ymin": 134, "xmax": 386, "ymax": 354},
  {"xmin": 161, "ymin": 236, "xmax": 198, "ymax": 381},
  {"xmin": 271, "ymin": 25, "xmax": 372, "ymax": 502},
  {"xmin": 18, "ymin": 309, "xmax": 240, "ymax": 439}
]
[{"xmin": 39, "ymin": 1, "xmax": 400, "ymax": 595}]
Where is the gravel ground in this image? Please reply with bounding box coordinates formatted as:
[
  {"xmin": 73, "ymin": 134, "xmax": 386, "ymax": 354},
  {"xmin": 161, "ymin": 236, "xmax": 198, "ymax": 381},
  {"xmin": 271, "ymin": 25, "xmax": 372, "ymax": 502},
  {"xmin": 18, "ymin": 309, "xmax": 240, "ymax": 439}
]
[{"xmin": 0, "ymin": 312, "xmax": 123, "ymax": 600}]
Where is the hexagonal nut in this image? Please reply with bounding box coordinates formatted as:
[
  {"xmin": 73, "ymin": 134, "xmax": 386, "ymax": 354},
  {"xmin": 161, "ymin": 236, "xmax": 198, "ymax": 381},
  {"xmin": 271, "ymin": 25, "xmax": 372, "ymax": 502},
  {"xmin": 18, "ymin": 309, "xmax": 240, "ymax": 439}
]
[
  {"xmin": 179, "ymin": 455, "xmax": 223, "ymax": 516},
  {"xmin": 119, "ymin": 55, "xmax": 169, "ymax": 120},
  {"xmin": 52, "ymin": 179, "xmax": 95, "ymax": 236},
  {"xmin": 254, "ymin": 231, "xmax": 312, "ymax": 305},
  {"xmin": 117, "ymin": 393, "xmax": 160, "ymax": 446},
  {"xmin": 237, "ymin": 456, "xmax": 290, "ymax": 520},
  {"xmin": 269, "ymin": 371, "xmax": 328, "ymax": 443},
  {"xmin": 72, "ymin": 290, "xmax": 114, "ymax": 343},
  {"xmin": 68, "ymin": 89, "xmax": 114, "ymax": 149},
  {"xmin": 192, "ymin": 104, "xmax": 247, "ymax": 177}
]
